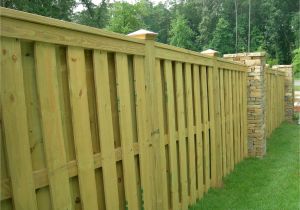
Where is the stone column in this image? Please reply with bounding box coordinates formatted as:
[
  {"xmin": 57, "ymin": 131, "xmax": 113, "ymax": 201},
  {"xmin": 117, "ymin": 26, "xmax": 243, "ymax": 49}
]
[
  {"xmin": 272, "ymin": 65, "xmax": 294, "ymax": 122},
  {"xmin": 223, "ymin": 52, "xmax": 266, "ymax": 157}
]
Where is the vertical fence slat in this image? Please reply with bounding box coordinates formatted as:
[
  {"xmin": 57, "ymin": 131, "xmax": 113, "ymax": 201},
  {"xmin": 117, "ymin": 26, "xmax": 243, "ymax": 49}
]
[
  {"xmin": 93, "ymin": 50, "xmax": 120, "ymax": 210},
  {"xmin": 185, "ymin": 63, "xmax": 196, "ymax": 204},
  {"xmin": 193, "ymin": 65, "xmax": 204, "ymax": 199},
  {"xmin": 164, "ymin": 60, "xmax": 180, "ymax": 210},
  {"xmin": 207, "ymin": 66, "xmax": 217, "ymax": 186},
  {"xmin": 237, "ymin": 72, "xmax": 242, "ymax": 161},
  {"xmin": 1, "ymin": 37, "xmax": 38, "ymax": 210},
  {"xmin": 22, "ymin": 42, "xmax": 52, "ymax": 209},
  {"xmin": 219, "ymin": 69, "xmax": 227, "ymax": 176},
  {"xmin": 228, "ymin": 71, "xmax": 234, "ymax": 171},
  {"xmin": 232, "ymin": 71, "xmax": 237, "ymax": 164},
  {"xmin": 224, "ymin": 70, "xmax": 231, "ymax": 173},
  {"xmin": 115, "ymin": 52, "xmax": 139, "ymax": 210},
  {"xmin": 133, "ymin": 55, "xmax": 153, "ymax": 210},
  {"xmin": 67, "ymin": 46, "xmax": 98, "ymax": 210},
  {"xmin": 211, "ymin": 64, "xmax": 222, "ymax": 186},
  {"xmin": 35, "ymin": 42, "xmax": 72, "ymax": 210},
  {"xmin": 200, "ymin": 66, "xmax": 210, "ymax": 192},
  {"xmin": 154, "ymin": 59, "xmax": 169, "ymax": 210},
  {"xmin": 243, "ymin": 72, "xmax": 248, "ymax": 157},
  {"xmin": 175, "ymin": 62, "xmax": 188, "ymax": 209}
]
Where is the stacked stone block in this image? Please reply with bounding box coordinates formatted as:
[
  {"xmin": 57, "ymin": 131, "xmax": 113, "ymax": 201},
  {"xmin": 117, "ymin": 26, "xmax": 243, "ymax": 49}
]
[
  {"xmin": 223, "ymin": 52, "xmax": 266, "ymax": 157},
  {"xmin": 272, "ymin": 65, "xmax": 294, "ymax": 122}
]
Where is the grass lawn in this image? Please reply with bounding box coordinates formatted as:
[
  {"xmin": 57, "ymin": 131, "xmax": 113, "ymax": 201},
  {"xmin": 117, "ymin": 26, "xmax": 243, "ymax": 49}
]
[
  {"xmin": 295, "ymin": 86, "xmax": 300, "ymax": 91},
  {"xmin": 190, "ymin": 122, "xmax": 300, "ymax": 210}
]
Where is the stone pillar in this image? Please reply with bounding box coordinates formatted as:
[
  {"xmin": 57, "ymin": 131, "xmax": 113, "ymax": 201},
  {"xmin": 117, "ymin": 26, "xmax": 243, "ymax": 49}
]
[
  {"xmin": 223, "ymin": 52, "xmax": 266, "ymax": 157},
  {"xmin": 272, "ymin": 65, "xmax": 294, "ymax": 122}
]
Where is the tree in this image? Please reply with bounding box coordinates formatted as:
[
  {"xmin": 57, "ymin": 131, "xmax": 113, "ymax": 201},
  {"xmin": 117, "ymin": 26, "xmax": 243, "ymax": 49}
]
[
  {"xmin": 292, "ymin": 48, "xmax": 300, "ymax": 76},
  {"xmin": 107, "ymin": 2, "xmax": 145, "ymax": 34},
  {"xmin": 73, "ymin": 0, "xmax": 109, "ymax": 28},
  {"xmin": 169, "ymin": 14, "xmax": 195, "ymax": 49},
  {"xmin": 1, "ymin": 0, "xmax": 76, "ymax": 20},
  {"xmin": 196, "ymin": 0, "xmax": 221, "ymax": 51},
  {"xmin": 209, "ymin": 18, "xmax": 234, "ymax": 54},
  {"xmin": 149, "ymin": 3, "xmax": 172, "ymax": 43}
]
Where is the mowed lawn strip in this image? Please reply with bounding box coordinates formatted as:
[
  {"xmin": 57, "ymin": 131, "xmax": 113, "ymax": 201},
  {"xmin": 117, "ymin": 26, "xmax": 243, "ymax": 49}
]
[{"xmin": 190, "ymin": 122, "xmax": 300, "ymax": 210}]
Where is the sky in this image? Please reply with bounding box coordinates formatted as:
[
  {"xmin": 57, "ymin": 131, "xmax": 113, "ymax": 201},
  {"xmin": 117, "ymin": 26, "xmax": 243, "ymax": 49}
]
[{"xmin": 74, "ymin": 0, "xmax": 167, "ymax": 12}]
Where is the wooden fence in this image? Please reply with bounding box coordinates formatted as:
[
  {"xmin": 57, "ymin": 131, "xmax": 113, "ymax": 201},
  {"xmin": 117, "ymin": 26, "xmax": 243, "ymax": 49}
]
[
  {"xmin": 1, "ymin": 7, "xmax": 248, "ymax": 210},
  {"xmin": 265, "ymin": 67, "xmax": 285, "ymax": 137}
]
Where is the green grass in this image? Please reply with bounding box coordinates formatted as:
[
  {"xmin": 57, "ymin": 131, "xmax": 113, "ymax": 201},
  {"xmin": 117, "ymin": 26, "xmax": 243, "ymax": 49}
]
[
  {"xmin": 295, "ymin": 86, "xmax": 300, "ymax": 91},
  {"xmin": 190, "ymin": 122, "xmax": 300, "ymax": 210}
]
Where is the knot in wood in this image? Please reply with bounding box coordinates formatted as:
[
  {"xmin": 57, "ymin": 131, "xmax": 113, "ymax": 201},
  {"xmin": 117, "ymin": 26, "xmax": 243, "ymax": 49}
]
[{"xmin": 12, "ymin": 54, "xmax": 17, "ymax": 62}]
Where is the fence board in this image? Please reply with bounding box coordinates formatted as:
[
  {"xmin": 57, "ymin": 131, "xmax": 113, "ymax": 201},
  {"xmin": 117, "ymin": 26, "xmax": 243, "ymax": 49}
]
[
  {"xmin": 115, "ymin": 53, "xmax": 139, "ymax": 210},
  {"xmin": 164, "ymin": 60, "xmax": 180, "ymax": 210},
  {"xmin": 200, "ymin": 66, "xmax": 210, "ymax": 192},
  {"xmin": 185, "ymin": 63, "xmax": 196, "ymax": 204},
  {"xmin": 22, "ymin": 41, "xmax": 52, "ymax": 209},
  {"xmin": 175, "ymin": 62, "xmax": 189, "ymax": 209},
  {"xmin": 67, "ymin": 46, "xmax": 99, "ymax": 210},
  {"xmin": 219, "ymin": 69, "xmax": 227, "ymax": 176},
  {"xmin": 133, "ymin": 55, "xmax": 153, "ymax": 210},
  {"xmin": 152, "ymin": 59, "xmax": 170, "ymax": 208},
  {"xmin": 93, "ymin": 50, "xmax": 120, "ymax": 210},
  {"xmin": 192, "ymin": 65, "xmax": 204, "ymax": 199},
  {"xmin": 35, "ymin": 42, "xmax": 72, "ymax": 210},
  {"xmin": 1, "ymin": 37, "xmax": 38, "ymax": 210}
]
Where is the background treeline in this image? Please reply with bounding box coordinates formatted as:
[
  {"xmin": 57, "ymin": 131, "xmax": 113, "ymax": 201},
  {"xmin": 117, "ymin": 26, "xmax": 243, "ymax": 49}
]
[{"xmin": 2, "ymin": 0, "xmax": 299, "ymax": 73}]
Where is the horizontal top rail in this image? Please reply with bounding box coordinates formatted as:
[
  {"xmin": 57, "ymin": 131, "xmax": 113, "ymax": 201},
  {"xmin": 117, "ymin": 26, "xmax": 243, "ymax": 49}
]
[
  {"xmin": 155, "ymin": 42, "xmax": 247, "ymax": 72},
  {"xmin": 0, "ymin": 7, "xmax": 146, "ymax": 55},
  {"xmin": 0, "ymin": 7, "xmax": 145, "ymax": 45}
]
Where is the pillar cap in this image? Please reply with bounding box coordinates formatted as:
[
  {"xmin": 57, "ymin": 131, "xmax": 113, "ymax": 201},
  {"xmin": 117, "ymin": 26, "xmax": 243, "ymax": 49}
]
[
  {"xmin": 224, "ymin": 52, "xmax": 266, "ymax": 58},
  {"xmin": 127, "ymin": 29, "xmax": 157, "ymax": 40},
  {"xmin": 201, "ymin": 49, "xmax": 219, "ymax": 57},
  {"xmin": 272, "ymin": 65, "xmax": 293, "ymax": 68}
]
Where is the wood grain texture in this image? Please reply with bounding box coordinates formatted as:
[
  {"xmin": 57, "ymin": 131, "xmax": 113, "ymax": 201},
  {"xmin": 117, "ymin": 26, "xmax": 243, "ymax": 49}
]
[
  {"xmin": 1, "ymin": 37, "xmax": 38, "ymax": 210},
  {"xmin": 93, "ymin": 50, "xmax": 120, "ymax": 210},
  {"xmin": 67, "ymin": 46, "xmax": 98, "ymax": 210},
  {"xmin": 175, "ymin": 62, "xmax": 188, "ymax": 209},
  {"xmin": 115, "ymin": 53, "xmax": 139, "ymax": 210},
  {"xmin": 200, "ymin": 66, "xmax": 210, "ymax": 192},
  {"xmin": 35, "ymin": 42, "xmax": 72, "ymax": 210},
  {"xmin": 192, "ymin": 65, "xmax": 204, "ymax": 199},
  {"xmin": 133, "ymin": 55, "xmax": 153, "ymax": 210},
  {"xmin": 184, "ymin": 63, "xmax": 196, "ymax": 204},
  {"xmin": 164, "ymin": 60, "xmax": 180, "ymax": 210}
]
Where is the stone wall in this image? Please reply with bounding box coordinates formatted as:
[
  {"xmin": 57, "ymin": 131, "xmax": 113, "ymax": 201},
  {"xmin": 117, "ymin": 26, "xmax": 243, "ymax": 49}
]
[
  {"xmin": 223, "ymin": 52, "xmax": 266, "ymax": 157},
  {"xmin": 272, "ymin": 65, "xmax": 294, "ymax": 122}
]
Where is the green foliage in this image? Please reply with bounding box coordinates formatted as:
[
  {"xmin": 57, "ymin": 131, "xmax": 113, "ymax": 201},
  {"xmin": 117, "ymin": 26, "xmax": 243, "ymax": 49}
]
[
  {"xmin": 107, "ymin": 2, "xmax": 145, "ymax": 34},
  {"xmin": 292, "ymin": 48, "xmax": 300, "ymax": 75},
  {"xmin": 190, "ymin": 122, "xmax": 300, "ymax": 210},
  {"xmin": 73, "ymin": 0, "xmax": 109, "ymax": 28},
  {"xmin": 291, "ymin": 12, "xmax": 300, "ymax": 49},
  {"xmin": 209, "ymin": 18, "xmax": 234, "ymax": 54},
  {"xmin": 2, "ymin": 0, "xmax": 299, "ymax": 64},
  {"xmin": 1, "ymin": 0, "xmax": 76, "ymax": 20},
  {"xmin": 169, "ymin": 14, "xmax": 195, "ymax": 49}
]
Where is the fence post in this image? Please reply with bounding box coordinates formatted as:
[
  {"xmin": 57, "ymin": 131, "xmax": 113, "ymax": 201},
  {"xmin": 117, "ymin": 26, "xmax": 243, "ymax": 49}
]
[
  {"xmin": 273, "ymin": 65, "xmax": 294, "ymax": 122},
  {"xmin": 128, "ymin": 29, "xmax": 168, "ymax": 210},
  {"xmin": 223, "ymin": 52, "xmax": 267, "ymax": 157},
  {"xmin": 201, "ymin": 49, "xmax": 223, "ymax": 187}
]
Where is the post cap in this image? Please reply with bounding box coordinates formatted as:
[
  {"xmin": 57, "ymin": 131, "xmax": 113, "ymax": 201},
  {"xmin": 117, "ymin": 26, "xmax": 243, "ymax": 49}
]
[
  {"xmin": 201, "ymin": 49, "xmax": 220, "ymax": 57},
  {"xmin": 127, "ymin": 29, "xmax": 157, "ymax": 40}
]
